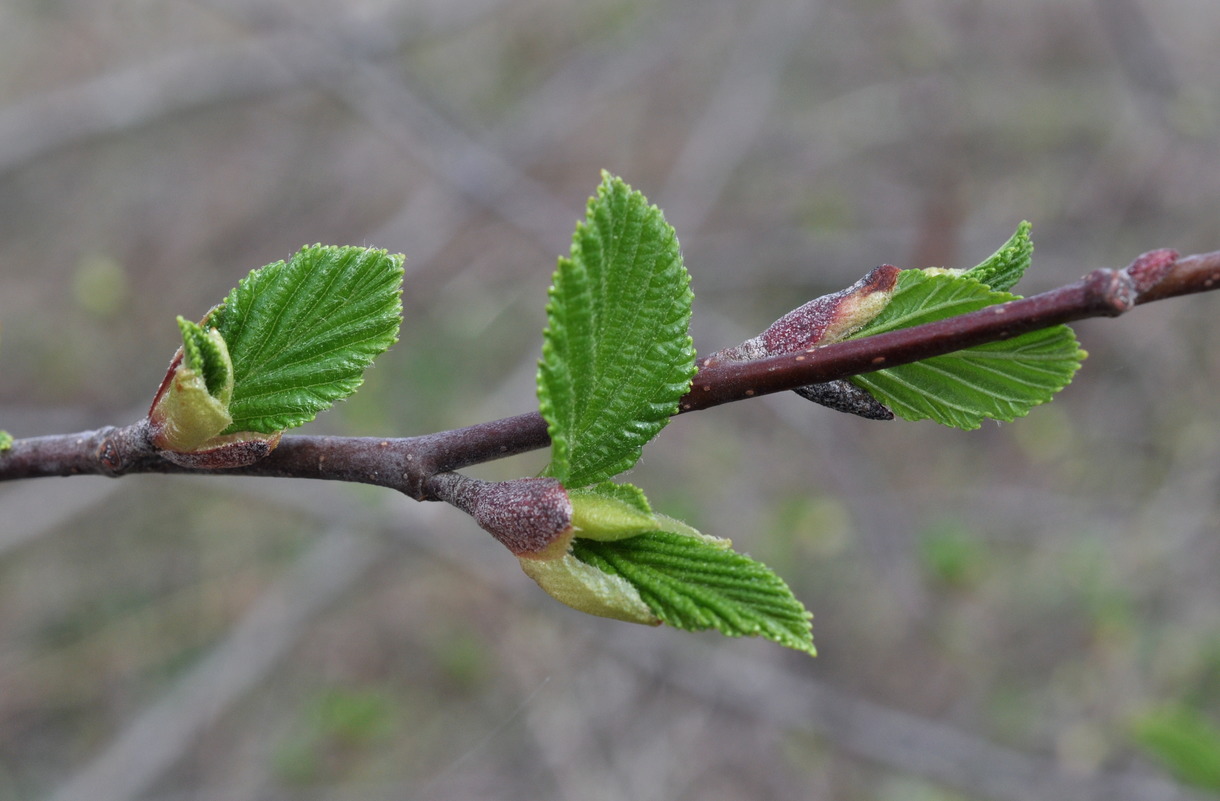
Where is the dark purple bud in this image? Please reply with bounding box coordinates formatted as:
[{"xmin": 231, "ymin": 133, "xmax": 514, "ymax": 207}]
[
  {"xmin": 434, "ymin": 474, "xmax": 574, "ymax": 558},
  {"xmin": 793, "ymin": 381, "xmax": 894, "ymax": 420},
  {"xmin": 705, "ymin": 265, "xmax": 900, "ymax": 420},
  {"xmin": 760, "ymin": 265, "xmax": 901, "ymax": 353}
]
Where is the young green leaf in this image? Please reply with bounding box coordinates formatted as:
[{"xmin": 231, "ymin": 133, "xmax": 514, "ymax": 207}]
[
  {"xmin": 178, "ymin": 316, "xmax": 233, "ymax": 404},
  {"xmin": 568, "ymin": 482, "xmax": 659, "ymax": 540},
  {"xmin": 515, "ymin": 481, "xmax": 815, "ymax": 654},
  {"xmin": 846, "ymin": 270, "xmax": 1084, "ymax": 430},
  {"xmin": 519, "ymin": 552, "xmax": 660, "ymax": 625},
  {"xmin": 572, "ymin": 528, "xmax": 815, "ymax": 655},
  {"xmin": 0, "ymin": 430, "xmax": 12, "ymax": 452},
  {"xmin": 148, "ymin": 319, "xmax": 235, "ymax": 452},
  {"xmin": 208, "ymin": 245, "xmax": 404, "ymax": 433},
  {"xmin": 962, "ymin": 220, "xmax": 1033, "ymax": 292},
  {"xmin": 538, "ymin": 172, "xmax": 696, "ymax": 487}
]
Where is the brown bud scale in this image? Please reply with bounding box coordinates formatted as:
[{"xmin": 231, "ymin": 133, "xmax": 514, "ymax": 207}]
[{"xmin": 159, "ymin": 431, "xmax": 282, "ymax": 469}]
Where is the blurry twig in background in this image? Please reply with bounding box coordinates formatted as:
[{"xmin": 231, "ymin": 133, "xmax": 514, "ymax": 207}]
[
  {"xmin": 47, "ymin": 524, "xmax": 385, "ymax": 801},
  {"xmin": 659, "ymin": 0, "xmax": 823, "ymax": 230},
  {"xmin": 0, "ymin": 478, "xmax": 125, "ymax": 560},
  {"xmin": 614, "ymin": 635, "xmax": 1215, "ymax": 801},
  {"xmin": 199, "ymin": 0, "xmax": 571, "ymax": 244},
  {"xmin": 0, "ymin": 5, "xmax": 445, "ymax": 178}
]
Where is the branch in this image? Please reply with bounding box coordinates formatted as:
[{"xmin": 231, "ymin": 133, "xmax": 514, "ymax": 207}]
[{"xmin": 3, "ymin": 248, "xmax": 1218, "ymax": 497}]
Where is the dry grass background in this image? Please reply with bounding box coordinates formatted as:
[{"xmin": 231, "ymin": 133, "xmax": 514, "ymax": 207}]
[{"xmin": 1, "ymin": 0, "xmax": 1219, "ymax": 799}]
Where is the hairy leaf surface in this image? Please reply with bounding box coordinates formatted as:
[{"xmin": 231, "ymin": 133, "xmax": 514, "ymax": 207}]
[
  {"xmin": 538, "ymin": 172, "xmax": 695, "ymax": 486},
  {"xmin": 963, "ymin": 220, "xmax": 1033, "ymax": 292},
  {"xmin": 572, "ymin": 529, "xmax": 815, "ymax": 655},
  {"xmin": 209, "ymin": 245, "xmax": 404, "ymax": 433},
  {"xmin": 177, "ymin": 316, "xmax": 231, "ymax": 402}
]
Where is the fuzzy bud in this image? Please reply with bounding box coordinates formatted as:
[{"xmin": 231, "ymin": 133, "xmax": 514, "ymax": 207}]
[
  {"xmin": 759, "ymin": 264, "xmax": 901, "ymax": 352},
  {"xmin": 707, "ymin": 265, "xmax": 900, "ymax": 419},
  {"xmin": 1123, "ymin": 249, "xmax": 1178, "ymax": 294},
  {"xmin": 439, "ymin": 475, "xmax": 575, "ymax": 559}
]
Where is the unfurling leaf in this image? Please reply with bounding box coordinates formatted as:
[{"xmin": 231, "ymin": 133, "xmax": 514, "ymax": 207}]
[
  {"xmin": 209, "ymin": 245, "xmax": 404, "ymax": 434},
  {"xmin": 538, "ymin": 172, "xmax": 696, "ymax": 487},
  {"xmin": 148, "ymin": 318, "xmax": 235, "ymax": 453},
  {"xmin": 148, "ymin": 317, "xmax": 281, "ymax": 467},
  {"xmin": 962, "ymin": 220, "xmax": 1033, "ymax": 292},
  {"xmin": 519, "ymin": 481, "xmax": 815, "ymax": 655},
  {"xmin": 148, "ymin": 245, "xmax": 403, "ymax": 467},
  {"xmin": 847, "ymin": 269, "xmax": 1085, "ymax": 429},
  {"xmin": 572, "ymin": 527, "xmax": 815, "ymax": 656},
  {"xmin": 179, "ymin": 316, "xmax": 233, "ymax": 404}
]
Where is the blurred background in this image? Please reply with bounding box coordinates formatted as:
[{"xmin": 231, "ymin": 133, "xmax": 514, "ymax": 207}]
[{"xmin": 2, "ymin": 0, "xmax": 1219, "ymax": 799}]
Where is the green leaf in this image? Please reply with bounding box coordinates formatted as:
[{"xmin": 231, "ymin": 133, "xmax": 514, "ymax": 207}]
[
  {"xmin": 519, "ymin": 551, "xmax": 659, "ymax": 625},
  {"xmin": 538, "ymin": 172, "xmax": 696, "ymax": 487},
  {"xmin": 963, "ymin": 221, "xmax": 1033, "ymax": 292},
  {"xmin": 0, "ymin": 430, "xmax": 12, "ymax": 452},
  {"xmin": 568, "ymin": 482, "xmax": 659, "ymax": 540},
  {"xmin": 177, "ymin": 316, "xmax": 232, "ymax": 403},
  {"xmin": 572, "ymin": 527, "xmax": 815, "ymax": 655},
  {"xmin": 1132, "ymin": 705, "xmax": 1220, "ymax": 791},
  {"xmin": 208, "ymin": 245, "xmax": 404, "ymax": 433},
  {"xmin": 847, "ymin": 271, "xmax": 1084, "ymax": 430}
]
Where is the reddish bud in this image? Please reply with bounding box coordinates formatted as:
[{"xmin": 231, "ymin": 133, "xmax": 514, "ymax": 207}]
[
  {"xmin": 1123, "ymin": 249, "xmax": 1178, "ymax": 294},
  {"xmin": 705, "ymin": 265, "xmax": 900, "ymax": 420},
  {"xmin": 439, "ymin": 475, "xmax": 574, "ymax": 558},
  {"xmin": 760, "ymin": 264, "xmax": 901, "ymax": 352}
]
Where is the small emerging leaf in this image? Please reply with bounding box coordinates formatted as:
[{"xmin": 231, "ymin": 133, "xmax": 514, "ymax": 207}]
[
  {"xmin": 0, "ymin": 431, "xmax": 12, "ymax": 452},
  {"xmin": 568, "ymin": 482, "xmax": 659, "ymax": 541},
  {"xmin": 573, "ymin": 529, "xmax": 815, "ymax": 655},
  {"xmin": 519, "ymin": 553, "xmax": 659, "ymax": 625},
  {"xmin": 847, "ymin": 269, "xmax": 1084, "ymax": 430},
  {"xmin": 962, "ymin": 221, "xmax": 1033, "ymax": 292},
  {"xmin": 178, "ymin": 317, "xmax": 232, "ymax": 404},
  {"xmin": 538, "ymin": 172, "xmax": 696, "ymax": 487},
  {"xmin": 148, "ymin": 324, "xmax": 235, "ymax": 452},
  {"xmin": 209, "ymin": 245, "xmax": 404, "ymax": 433}
]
